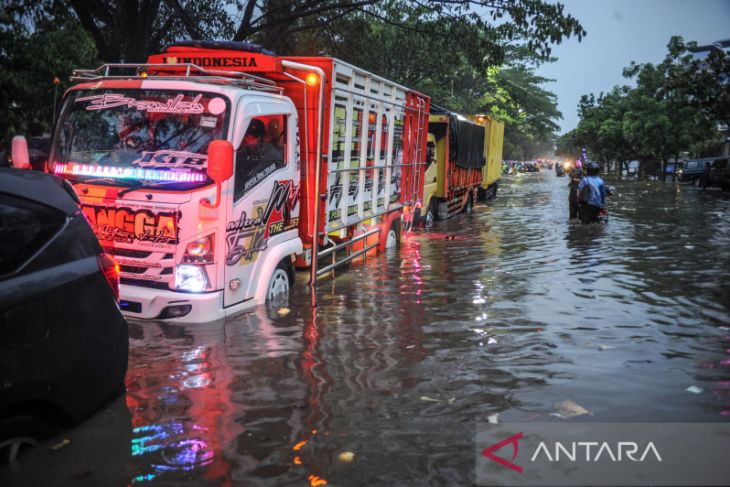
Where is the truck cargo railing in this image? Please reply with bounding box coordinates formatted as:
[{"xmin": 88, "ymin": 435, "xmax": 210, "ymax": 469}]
[
  {"xmin": 315, "ymin": 227, "xmax": 380, "ymax": 277},
  {"xmin": 71, "ymin": 63, "xmax": 282, "ymax": 93},
  {"xmin": 406, "ymin": 97, "xmax": 427, "ymax": 232}
]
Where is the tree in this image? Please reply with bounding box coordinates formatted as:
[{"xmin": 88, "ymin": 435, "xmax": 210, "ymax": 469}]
[
  {"xmin": 483, "ymin": 60, "xmax": 563, "ymax": 160},
  {"xmin": 666, "ymin": 37, "xmax": 730, "ymax": 129},
  {"xmin": 0, "ymin": 2, "xmax": 98, "ymax": 139},
  {"xmin": 235, "ymin": 0, "xmax": 585, "ymax": 60},
  {"xmin": 21, "ymin": 0, "xmax": 586, "ymax": 65},
  {"xmin": 66, "ymin": 0, "xmax": 234, "ymax": 62},
  {"xmin": 566, "ymin": 36, "xmax": 720, "ymax": 179}
]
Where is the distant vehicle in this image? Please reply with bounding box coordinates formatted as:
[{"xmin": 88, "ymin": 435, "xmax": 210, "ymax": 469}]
[
  {"xmin": 623, "ymin": 160, "xmax": 639, "ymax": 177},
  {"xmin": 677, "ymin": 158, "xmax": 711, "ymax": 183},
  {"xmin": 0, "ymin": 168, "xmax": 128, "ymax": 463},
  {"xmin": 708, "ymin": 156, "xmax": 730, "ymax": 190}
]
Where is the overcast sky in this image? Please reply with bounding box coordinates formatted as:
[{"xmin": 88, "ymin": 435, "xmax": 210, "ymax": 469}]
[{"xmin": 536, "ymin": 0, "xmax": 730, "ymax": 134}]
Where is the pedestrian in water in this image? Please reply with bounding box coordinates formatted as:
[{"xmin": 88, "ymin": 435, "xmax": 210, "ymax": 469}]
[
  {"xmin": 577, "ymin": 162, "xmax": 607, "ymax": 224},
  {"xmin": 568, "ymin": 160, "xmax": 584, "ymax": 219}
]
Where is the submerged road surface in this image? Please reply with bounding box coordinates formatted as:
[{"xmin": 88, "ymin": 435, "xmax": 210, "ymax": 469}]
[{"xmin": 3, "ymin": 172, "xmax": 730, "ymax": 486}]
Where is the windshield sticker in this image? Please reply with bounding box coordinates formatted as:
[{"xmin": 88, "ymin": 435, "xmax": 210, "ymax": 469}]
[
  {"xmin": 81, "ymin": 204, "xmax": 179, "ymax": 245},
  {"xmin": 199, "ymin": 117, "xmax": 218, "ymax": 128},
  {"xmin": 243, "ymin": 162, "xmax": 278, "ymax": 194},
  {"xmin": 134, "ymin": 151, "xmax": 208, "ymax": 168},
  {"xmin": 207, "ymin": 97, "xmax": 226, "ymax": 115},
  {"xmin": 77, "ymin": 93, "xmax": 205, "ymax": 114},
  {"xmin": 225, "ymin": 180, "xmax": 299, "ymax": 266}
]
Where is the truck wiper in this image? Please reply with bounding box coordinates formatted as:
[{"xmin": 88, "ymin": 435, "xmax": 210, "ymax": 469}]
[
  {"xmin": 116, "ymin": 180, "xmax": 183, "ymax": 198},
  {"xmin": 72, "ymin": 176, "xmax": 117, "ymax": 185}
]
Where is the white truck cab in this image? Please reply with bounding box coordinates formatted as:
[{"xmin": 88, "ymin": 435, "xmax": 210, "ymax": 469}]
[{"xmin": 12, "ymin": 41, "xmax": 431, "ymax": 323}]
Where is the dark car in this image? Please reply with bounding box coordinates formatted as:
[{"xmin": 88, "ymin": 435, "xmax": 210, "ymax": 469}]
[
  {"xmin": 709, "ymin": 156, "xmax": 730, "ymax": 190},
  {"xmin": 677, "ymin": 158, "xmax": 712, "ymax": 183},
  {"xmin": 0, "ymin": 168, "xmax": 128, "ymax": 462}
]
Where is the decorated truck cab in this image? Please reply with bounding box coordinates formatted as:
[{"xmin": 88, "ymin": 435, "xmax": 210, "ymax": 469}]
[{"xmin": 16, "ymin": 41, "xmax": 430, "ymax": 322}]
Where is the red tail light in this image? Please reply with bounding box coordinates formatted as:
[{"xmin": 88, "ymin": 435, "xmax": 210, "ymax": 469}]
[{"xmin": 98, "ymin": 253, "xmax": 120, "ymax": 301}]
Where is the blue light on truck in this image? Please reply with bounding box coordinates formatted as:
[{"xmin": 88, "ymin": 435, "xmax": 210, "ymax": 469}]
[{"xmin": 53, "ymin": 162, "xmax": 206, "ymax": 183}]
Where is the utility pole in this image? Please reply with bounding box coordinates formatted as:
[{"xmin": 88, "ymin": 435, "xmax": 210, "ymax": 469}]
[{"xmin": 52, "ymin": 77, "xmax": 61, "ymax": 125}]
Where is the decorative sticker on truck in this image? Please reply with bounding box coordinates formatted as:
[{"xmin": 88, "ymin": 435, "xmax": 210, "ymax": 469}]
[
  {"xmin": 76, "ymin": 93, "xmax": 221, "ymax": 115},
  {"xmin": 81, "ymin": 203, "xmax": 179, "ymax": 245},
  {"xmin": 225, "ymin": 180, "xmax": 299, "ymax": 266},
  {"xmin": 328, "ymin": 172, "xmax": 343, "ymax": 224}
]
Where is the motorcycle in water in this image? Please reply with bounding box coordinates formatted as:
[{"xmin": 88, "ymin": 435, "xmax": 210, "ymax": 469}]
[
  {"xmin": 581, "ymin": 186, "xmax": 614, "ymax": 224},
  {"xmin": 597, "ymin": 207, "xmax": 609, "ymax": 224}
]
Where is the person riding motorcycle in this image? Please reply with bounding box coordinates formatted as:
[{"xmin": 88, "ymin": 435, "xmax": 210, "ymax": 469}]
[
  {"xmin": 568, "ymin": 160, "xmax": 584, "ymax": 219},
  {"xmin": 576, "ymin": 161, "xmax": 607, "ymax": 224}
]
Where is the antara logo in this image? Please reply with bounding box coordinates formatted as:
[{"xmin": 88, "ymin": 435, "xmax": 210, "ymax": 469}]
[
  {"xmin": 482, "ymin": 433, "xmax": 663, "ymax": 474},
  {"xmin": 482, "ymin": 432, "xmax": 524, "ymax": 473},
  {"xmin": 530, "ymin": 441, "xmax": 662, "ymax": 463}
]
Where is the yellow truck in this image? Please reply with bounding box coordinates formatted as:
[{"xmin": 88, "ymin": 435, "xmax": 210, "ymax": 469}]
[
  {"xmin": 420, "ymin": 107, "xmax": 487, "ymax": 224},
  {"xmin": 467, "ymin": 115, "xmax": 504, "ymax": 201}
]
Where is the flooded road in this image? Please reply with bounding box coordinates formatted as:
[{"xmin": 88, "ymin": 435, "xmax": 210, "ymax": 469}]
[{"xmin": 4, "ymin": 172, "xmax": 730, "ymax": 486}]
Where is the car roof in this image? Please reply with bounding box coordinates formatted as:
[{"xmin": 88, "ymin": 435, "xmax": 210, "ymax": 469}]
[{"xmin": 0, "ymin": 168, "xmax": 79, "ymax": 215}]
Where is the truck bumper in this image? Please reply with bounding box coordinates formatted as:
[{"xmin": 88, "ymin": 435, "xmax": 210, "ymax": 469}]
[{"xmin": 119, "ymin": 284, "xmax": 226, "ymax": 322}]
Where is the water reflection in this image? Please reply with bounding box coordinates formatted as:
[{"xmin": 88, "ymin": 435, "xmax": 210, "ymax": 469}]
[
  {"xmin": 125, "ymin": 321, "xmax": 240, "ymax": 485},
  {"xmin": 107, "ymin": 176, "xmax": 730, "ymax": 485},
  {"xmin": 3, "ymin": 173, "xmax": 728, "ymax": 486}
]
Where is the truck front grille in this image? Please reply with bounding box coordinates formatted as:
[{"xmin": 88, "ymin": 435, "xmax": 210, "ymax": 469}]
[
  {"xmin": 106, "ymin": 246, "xmax": 175, "ymax": 291},
  {"xmin": 121, "ymin": 277, "xmax": 171, "ymax": 290}
]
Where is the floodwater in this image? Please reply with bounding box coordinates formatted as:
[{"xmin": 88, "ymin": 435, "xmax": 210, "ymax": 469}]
[{"xmin": 3, "ymin": 172, "xmax": 730, "ymax": 486}]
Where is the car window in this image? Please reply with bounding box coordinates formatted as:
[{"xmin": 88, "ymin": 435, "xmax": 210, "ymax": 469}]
[
  {"xmin": 712, "ymin": 158, "xmax": 728, "ymax": 169},
  {"xmin": 687, "ymin": 161, "xmax": 697, "ymax": 170},
  {"xmin": 0, "ymin": 194, "xmax": 65, "ymax": 276}
]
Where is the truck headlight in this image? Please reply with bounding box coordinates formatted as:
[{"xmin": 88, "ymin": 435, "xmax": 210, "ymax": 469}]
[
  {"xmin": 175, "ymin": 265, "xmax": 208, "ymax": 292},
  {"xmin": 182, "ymin": 234, "xmax": 214, "ymax": 264}
]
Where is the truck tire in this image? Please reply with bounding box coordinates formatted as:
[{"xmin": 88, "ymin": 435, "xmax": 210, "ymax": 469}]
[
  {"xmin": 266, "ymin": 259, "xmax": 292, "ymax": 306},
  {"xmin": 384, "ymin": 220, "xmax": 400, "ymax": 250},
  {"xmin": 425, "ymin": 198, "xmax": 438, "ymax": 227}
]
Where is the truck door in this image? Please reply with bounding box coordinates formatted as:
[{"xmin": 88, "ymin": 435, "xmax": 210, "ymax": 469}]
[{"xmin": 223, "ymin": 103, "xmax": 299, "ymax": 308}]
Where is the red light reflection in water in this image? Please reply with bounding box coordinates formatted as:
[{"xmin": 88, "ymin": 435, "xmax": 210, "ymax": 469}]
[
  {"xmin": 289, "ymin": 306, "xmax": 332, "ymax": 486},
  {"xmin": 125, "ymin": 328, "xmax": 239, "ymax": 486},
  {"xmin": 403, "ymin": 237, "xmax": 424, "ymax": 304},
  {"xmin": 712, "ymin": 334, "xmax": 730, "ymax": 417}
]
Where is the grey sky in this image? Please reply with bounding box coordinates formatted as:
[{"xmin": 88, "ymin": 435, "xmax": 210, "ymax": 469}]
[{"xmin": 536, "ymin": 0, "xmax": 730, "ymax": 134}]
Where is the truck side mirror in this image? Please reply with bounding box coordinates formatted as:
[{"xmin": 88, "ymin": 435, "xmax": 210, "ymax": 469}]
[
  {"xmin": 11, "ymin": 136, "xmax": 30, "ymax": 169},
  {"xmin": 201, "ymin": 140, "xmax": 233, "ymax": 209}
]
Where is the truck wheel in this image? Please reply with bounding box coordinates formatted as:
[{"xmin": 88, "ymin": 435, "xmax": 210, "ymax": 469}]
[
  {"xmin": 384, "ymin": 220, "xmax": 400, "ymax": 250},
  {"xmin": 425, "ymin": 199, "xmax": 438, "ymax": 227},
  {"xmin": 266, "ymin": 260, "xmax": 291, "ymax": 305}
]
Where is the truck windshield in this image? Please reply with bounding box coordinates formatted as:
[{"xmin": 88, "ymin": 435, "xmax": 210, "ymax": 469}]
[{"xmin": 50, "ymin": 89, "xmax": 230, "ymax": 189}]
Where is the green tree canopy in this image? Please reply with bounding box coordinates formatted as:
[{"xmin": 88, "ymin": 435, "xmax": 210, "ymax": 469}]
[{"xmin": 560, "ymin": 36, "xmax": 723, "ymax": 177}]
